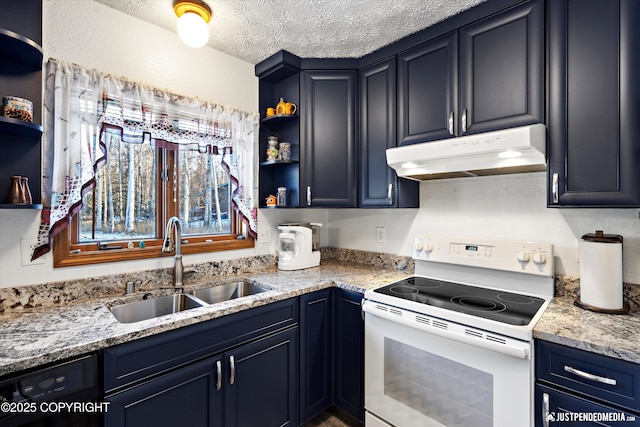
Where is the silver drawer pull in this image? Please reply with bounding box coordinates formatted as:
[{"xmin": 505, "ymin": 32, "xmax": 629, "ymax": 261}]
[
  {"xmin": 448, "ymin": 111, "xmax": 454, "ymax": 135},
  {"xmin": 229, "ymin": 355, "xmax": 235, "ymax": 385},
  {"xmin": 564, "ymin": 365, "xmax": 617, "ymax": 385},
  {"xmin": 215, "ymin": 360, "xmax": 222, "ymax": 391}
]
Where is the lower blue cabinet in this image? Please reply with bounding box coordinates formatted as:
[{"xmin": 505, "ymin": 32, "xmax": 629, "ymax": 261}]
[
  {"xmin": 106, "ymin": 327, "xmax": 298, "ymax": 427},
  {"xmin": 225, "ymin": 327, "xmax": 299, "ymax": 427},
  {"xmin": 299, "ymin": 288, "xmax": 365, "ymax": 424},
  {"xmin": 536, "ymin": 384, "xmax": 639, "ymax": 427},
  {"xmin": 105, "ymin": 356, "xmax": 223, "ymax": 427}
]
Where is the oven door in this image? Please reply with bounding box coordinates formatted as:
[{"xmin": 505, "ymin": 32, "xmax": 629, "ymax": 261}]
[{"xmin": 363, "ymin": 302, "xmax": 533, "ymax": 427}]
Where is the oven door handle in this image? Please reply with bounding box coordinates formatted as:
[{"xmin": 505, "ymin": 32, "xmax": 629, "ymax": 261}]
[{"xmin": 363, "ymin": 301, "xmax": 530, "ymax": 359}]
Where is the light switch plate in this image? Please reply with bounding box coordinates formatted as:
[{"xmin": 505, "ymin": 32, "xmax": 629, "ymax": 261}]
[{"xmin": 21, "ymin": 238, "xmax": 44, "ymax": 266}]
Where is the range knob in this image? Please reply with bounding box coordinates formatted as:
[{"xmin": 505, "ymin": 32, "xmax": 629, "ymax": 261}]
[
  {"xmin": 517, "ymin": 251, "xmax": 531, "ymax": 263},
  {"xmin": 533, "ymin": 252, "xmax": 547, "ymax": 265},
  {"xmin": 424, "ymin": 243, "xmax": 433, "ymax": 253},
  {"xmin": 415, "ymin": 241, "xmax": 424, "ymax": 252}
]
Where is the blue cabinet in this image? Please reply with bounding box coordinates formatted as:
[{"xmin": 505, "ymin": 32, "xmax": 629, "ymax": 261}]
[
  {"xmin": 105, "ymin": 356, "xmax": 223, "ymax": 427},
  {"xmin": 302, "ymin": 70, "xmax": 358, "ymax": 207},
  {"xmin": 547, "ymin": 0, "xmax": 640, "ymax": 207},
  {"xmin": 299, "ymin": 288, "xmax": 365, "ymax": 424},
  {"xmin": 397, "ymin": 0, "xmax": 543, "ymax": 145},
  {"xmin": 334, "ymin": 288, "xmax": 364, "ymax": 423},
  {"xmin": 299, "ymin": 289, "xmax": 334, "ymax": 424},
  {"xmin": 103, "ymin": 299, "xmax": 299, "ymax": 427},
  {"xmin": 359, "ymin": 58, "xmax": 418, "ymax": 208},
  {"xmin": 535, "ymin": 340, "xmax": 640, "ymax": 426}
]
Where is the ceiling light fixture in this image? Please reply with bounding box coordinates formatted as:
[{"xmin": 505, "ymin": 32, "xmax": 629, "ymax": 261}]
[{"xmin": 173, "ymin": 0, "xmax": 212, "ymax": 48}]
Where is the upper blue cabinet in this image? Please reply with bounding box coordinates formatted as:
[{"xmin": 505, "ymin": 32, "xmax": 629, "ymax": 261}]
[
  {"xmin": 548, "ymin": 0, "xmax": 640, "ymax": 207},
  {"xmin": 397, "ymin": 0, "xmax": 544, "ymax": 145}
]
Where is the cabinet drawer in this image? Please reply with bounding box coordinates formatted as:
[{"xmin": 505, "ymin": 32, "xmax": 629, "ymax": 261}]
[
  {"xmin": 104, "ymin": 298, "xmax": 298, "ymax": 393},
  {"xmin": 536, "ymin": 383, "xmax": 639, "ymax": 427},
  {"xmin": 536, "ymin": 340, "xmax": 640, "ymax": 412}
]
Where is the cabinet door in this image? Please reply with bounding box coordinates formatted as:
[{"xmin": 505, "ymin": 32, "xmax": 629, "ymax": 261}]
[
  {"xmin": 397, "ymin": 31, "xmax": 458, "ymax": 145},
  {"xmin": 459, "ymin": 0, "xmax": 543, "ymax": 135},
  {"xmin": 548, "ymin": 0, "xmax": 640, "ymax": 206},
  {"xmin": 360, "ymin": 58, "xmax": 397, "ymax": 207},
  {"xmin": 224, "ymin": 327, "xmax": 298, "ymax": 427},
  {"xmin": 302, "ymin": 70, "xmax": 357, "ymax": 207},
  {"xmin": 360, "ymin": 58, "xmax": 419, "ymax": 208},
  {"xmin": 105, "ymin": 357, "xmax": 223, "ymax": 427},
  {"xmin": 299, "ymin": 289, "xmax": 333, "ymax": 423},
  {"xmin": 536, "ymin": 384, "xmax": 639, "ymax": 427},
  {"xmin": 334, "ymin": 289, "xmax": 364, "ymax": 423}
]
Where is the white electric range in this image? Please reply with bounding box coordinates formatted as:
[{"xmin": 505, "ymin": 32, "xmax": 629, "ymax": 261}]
[{"xmin": 363, "ymin": 235, "xmax": 554, "ymax": 427}]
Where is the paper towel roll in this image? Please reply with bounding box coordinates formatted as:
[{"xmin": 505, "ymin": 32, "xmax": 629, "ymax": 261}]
[{"xmin": 579, "ymin": 239, "xmax": 623, "ymax": 310}]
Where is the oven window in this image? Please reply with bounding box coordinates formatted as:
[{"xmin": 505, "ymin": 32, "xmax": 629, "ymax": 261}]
[{"xmin": 384, "ymin": 338, "xmax": 493, "ymax": 427}]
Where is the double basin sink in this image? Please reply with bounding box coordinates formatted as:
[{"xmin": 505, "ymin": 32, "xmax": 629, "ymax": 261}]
[{"xmin": 109, "ymin": 280, "xmax": 268, "ymax": 324}]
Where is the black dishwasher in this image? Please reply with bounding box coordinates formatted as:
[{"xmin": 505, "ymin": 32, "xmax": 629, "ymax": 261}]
[{"xmin": 0, "ymin": 353, "xmax": 100, "ymax": 427}]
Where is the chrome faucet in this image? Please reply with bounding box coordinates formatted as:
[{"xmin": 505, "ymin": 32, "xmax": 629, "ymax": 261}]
[{"xmin": 162, "ymin": 216, "xmax": 184, "ymax": 287}]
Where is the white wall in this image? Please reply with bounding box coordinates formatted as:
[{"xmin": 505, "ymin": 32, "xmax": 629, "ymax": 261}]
[
  {"xmin": 0, "ymin": 1, "xmax": 264, "ymax": 288},
  {"xmin": 328, "ymin": 172, "xmax": 640, "ymax": 283},
  {"xmin": 2, "ymin": 1, "xmax": 638, "ymax": 288}
]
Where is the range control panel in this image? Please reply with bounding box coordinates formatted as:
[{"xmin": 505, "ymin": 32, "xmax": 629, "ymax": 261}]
[{"xmin": 413, "ymin": 235, "xmax": 554, "ymax": 277}]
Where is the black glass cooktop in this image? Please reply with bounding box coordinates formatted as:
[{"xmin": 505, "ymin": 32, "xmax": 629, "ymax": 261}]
[{"xmin": 373, "ymin": 276, "xmax": 545, "ymax": 325}]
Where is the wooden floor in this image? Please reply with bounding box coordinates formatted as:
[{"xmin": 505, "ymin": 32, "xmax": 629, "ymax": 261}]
[{"xmin": 305, "ymin": 409, "xmax": 360, "ymax": 427}]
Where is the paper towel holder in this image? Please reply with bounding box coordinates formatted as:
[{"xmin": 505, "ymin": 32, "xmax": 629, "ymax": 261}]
[{"xmin": 574, "ymin": 230, "xmax": 630, "ymax": 314}]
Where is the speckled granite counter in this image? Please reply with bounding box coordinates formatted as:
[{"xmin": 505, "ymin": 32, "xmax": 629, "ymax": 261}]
[
  {"xmin": 534, "ymin": 293, "xmax": 640, "ymax": 365},
  {"xmin": 0, "ymin": 259, "xmax": 410, "ymax": 377},
  {"xmin": 2, "ymin": 256, "xmax": 640, "ymax": 378}
]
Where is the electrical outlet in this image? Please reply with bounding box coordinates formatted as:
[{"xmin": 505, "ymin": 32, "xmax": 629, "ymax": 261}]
[
  {"xmin": 376, "ymin": 227, "xmax": 386, "ymax": 243},
  {"xmin": 21, "ymin": 238, "xmax": 44, "ymax": 266}
]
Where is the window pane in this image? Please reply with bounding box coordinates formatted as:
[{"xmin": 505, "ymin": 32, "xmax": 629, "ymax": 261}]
[
  {"xmin": 79, "ymin": 134, "xmax": 157, "ymax": 242},
  {"xmin": 178, "ymin": 151, "xmax": 231, "ymax": 236}
]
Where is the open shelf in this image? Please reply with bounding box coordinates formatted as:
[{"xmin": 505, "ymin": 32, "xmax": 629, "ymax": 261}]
[
  {"xmin": 0, "ymin": 116, "xmax": 42, "ymax": 138},
  {"xmin": 260, "ymin": 160, "xmax": 298, "ymax": 166},
  {"xmin": 0, "ymin": 28, "xmax": 43, "ymax": 69},
  {"xmin": 260, "ymin": 114, "xmax": 298, "ymax": 124},
  {"xmin": 0, "ymin": 203, "xmax": 42, "ymax": 209}
]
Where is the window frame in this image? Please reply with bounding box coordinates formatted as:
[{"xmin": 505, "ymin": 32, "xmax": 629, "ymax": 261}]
[{"xmin": 53, "ymin": 138, "xmax": 254, "ymax": 268}]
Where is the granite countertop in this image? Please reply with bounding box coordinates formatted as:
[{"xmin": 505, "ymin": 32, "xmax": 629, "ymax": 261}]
[
  {"xmin": 534, "ymin": 294, "xmax": 640, "ymax": 364},
  {"xmin": 0, "ymin": 260, "xmax": 409, "ymax": 377},
  {"xmin": 2, "ymin": 258, "xmax": 640, "ymax": 378}
]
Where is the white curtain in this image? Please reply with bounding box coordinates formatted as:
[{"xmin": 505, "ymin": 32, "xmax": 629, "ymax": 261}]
[{"xmin": 33, "ymin": 59, "xmax": 258, "ymax": 260}]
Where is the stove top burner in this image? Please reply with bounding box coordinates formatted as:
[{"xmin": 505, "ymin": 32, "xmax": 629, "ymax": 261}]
[
  {"xmin": 451, "ymin": 296, "xmax": 507, "ymax": 312},
  {"xmin": 373, "ymin": 276, "xmax": 545, "ymax": 325}
]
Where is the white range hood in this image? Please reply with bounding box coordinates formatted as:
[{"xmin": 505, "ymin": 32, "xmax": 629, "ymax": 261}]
[{"xmin": 386, "ymin": 124, "xmax": 547, "ymax": 180}]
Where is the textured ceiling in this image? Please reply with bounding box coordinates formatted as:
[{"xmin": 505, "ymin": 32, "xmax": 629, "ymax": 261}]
[{"xmin": 94, "ymin": 0, "xmax": 486, "ymax": 64}]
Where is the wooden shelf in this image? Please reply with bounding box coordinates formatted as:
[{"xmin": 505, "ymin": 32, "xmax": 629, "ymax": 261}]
[
  {"xmin": 0, "ymin": 116, "xmax": 42, "ymax": 138},
  {"xmin": 0, "ymin": 28, "xmax": 43, "ymax": 69}
]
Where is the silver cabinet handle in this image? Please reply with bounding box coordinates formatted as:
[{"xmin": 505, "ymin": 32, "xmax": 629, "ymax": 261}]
[
  {"xmin": 542, "ymin": 392, "xmax": 550, "ymax": 427},
  {"xmin": 387, "ymin": 184, "xmax": 393, "ymax": 206},
  {"xmin": 564, "ymin": 365, "xmax": 617, "ymax": 385},
  {"xmin": 552, "ymin": 173, "xmax": 559, "ymax": 204},
  {"xmin": 229, "ymin": 355, "xmax": 235, "ymax": 385},
  {"xmin": 215, "ymin": 360, "xmax": 222, "ymax": 391},
  {"xmin": 461, "ymin": 109, "xmax": 467, "ymax": 133},
  {"xmin": 307, "ymin": 186, "xmax": 312, "ymax": 206},
  {"xmin": 448, "ymin": 111, "xmax": 454, "ymax": 135}
]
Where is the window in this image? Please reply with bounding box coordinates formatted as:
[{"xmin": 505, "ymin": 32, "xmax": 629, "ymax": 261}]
[{"xmin": 44, "ymin": 61, "xmax": 257, "ymax": 267}]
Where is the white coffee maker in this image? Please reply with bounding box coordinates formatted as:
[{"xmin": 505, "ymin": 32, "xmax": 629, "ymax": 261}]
[{"xmin": 277, "ymin": 223, "xmax": 322, "ymax": 270}]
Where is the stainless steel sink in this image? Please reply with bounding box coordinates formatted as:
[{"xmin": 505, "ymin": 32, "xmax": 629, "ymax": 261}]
[
  {"xmin": 110, "ymin": 293, "xmax": 205, "ymax": 324},
  {"xmin": 191, "ymin": 280, "xmax": 268, "ymax": 305}
]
